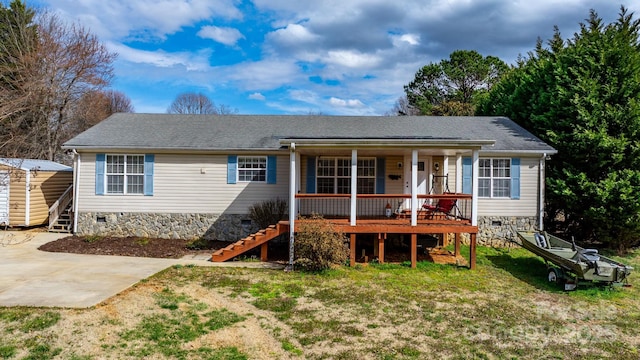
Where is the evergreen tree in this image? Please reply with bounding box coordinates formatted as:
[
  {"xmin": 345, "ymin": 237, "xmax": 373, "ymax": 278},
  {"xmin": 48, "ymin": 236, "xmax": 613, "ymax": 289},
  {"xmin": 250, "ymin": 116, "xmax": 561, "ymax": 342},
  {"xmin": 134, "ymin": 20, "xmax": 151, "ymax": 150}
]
[{"xmin": 479, "ymin": 7, "xmax": 640, "ymax": 251}]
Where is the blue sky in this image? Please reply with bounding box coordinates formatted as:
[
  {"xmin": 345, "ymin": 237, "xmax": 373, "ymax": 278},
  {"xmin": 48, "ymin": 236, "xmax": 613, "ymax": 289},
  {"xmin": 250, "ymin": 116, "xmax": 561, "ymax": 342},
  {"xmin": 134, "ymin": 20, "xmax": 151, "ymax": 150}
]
[{"xmin": 30, "ymin": 0, "xmax": 638, "ymax": 115}]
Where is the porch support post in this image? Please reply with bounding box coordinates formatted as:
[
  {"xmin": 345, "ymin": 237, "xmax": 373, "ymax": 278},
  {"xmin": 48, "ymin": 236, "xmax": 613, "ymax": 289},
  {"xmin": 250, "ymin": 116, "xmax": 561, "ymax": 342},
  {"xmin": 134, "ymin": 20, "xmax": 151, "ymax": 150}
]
[
  {"xmin": 350, "ymin": 233, "xmax": 356, "ymax": 267},
  {"xmin": 411, "ymin": 233, "xmax": 417, "ymax": 268},
  {"xmin": 471, "ymin": 149, "xmax": 479, "ymax": 226},
  {"xmin": 411, "ymin": 150, "xmax": 418, "ymax": 226},
  {"xmin": 378, "ymin": 233, "xmax": 385, "ymax": 263},
  {"xmin": 350, "ymin": 149, "xmax": 357, "ymax": 226},
  {"xmin": 455, "ymin": 154, "xmax": 462, "ymax": 193},
  {"xmin": 454, "ymin": 233, "xmax": 461, "ymax": 257},
  {"xmin": 288, "ymin": 143, "xmax": 296, "ymax": 269},
  {"xmin": 443, "ymin": 156, "xmax": 449, "ymax": 186},
  {"xmin": 469, "ymin": 233, "xmax": 477, "ymax": 270}
]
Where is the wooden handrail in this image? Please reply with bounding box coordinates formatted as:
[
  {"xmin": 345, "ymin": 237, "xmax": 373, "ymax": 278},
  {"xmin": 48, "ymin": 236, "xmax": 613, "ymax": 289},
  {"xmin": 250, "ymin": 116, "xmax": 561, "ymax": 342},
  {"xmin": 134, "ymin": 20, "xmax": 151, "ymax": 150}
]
[{"xmin": 49, "ymin": 184, "xmax": 73, "ymax": 229}]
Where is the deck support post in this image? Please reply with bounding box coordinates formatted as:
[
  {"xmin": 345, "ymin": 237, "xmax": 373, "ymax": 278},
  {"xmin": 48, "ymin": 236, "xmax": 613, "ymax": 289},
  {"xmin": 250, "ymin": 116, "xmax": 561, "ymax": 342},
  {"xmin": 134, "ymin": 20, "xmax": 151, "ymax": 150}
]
[
  {"xmin": 378, "ymin": 233, "xmax": 385, "ymax": 263},
  {"xmin": 454, "ymin": 233, "xmax": 461, "ymax": 257},
  {"xmin": 411, "ymin": 233, "xmax": 417, "ymax": 268},
  {"xmin": 350, "ymin": 233, "xmax": 356, "ymax": 267},
  {"xmin": 469, "ymin": 233, "xmax": 477, "ymax": 270},
  {"xmin": 260, "ymin": 243, "xmax": 268, "ymax": 261}
]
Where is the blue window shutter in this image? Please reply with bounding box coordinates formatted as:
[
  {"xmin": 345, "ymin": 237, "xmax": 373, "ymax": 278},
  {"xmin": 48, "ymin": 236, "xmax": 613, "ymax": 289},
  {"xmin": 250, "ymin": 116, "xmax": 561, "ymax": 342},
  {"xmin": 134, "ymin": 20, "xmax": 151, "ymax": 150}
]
[
  {"xmin": 95, "ymin": 153, "xmax": 105, "ymax": 195},
  {"xmin": 462, "ymin": 157, "xmax": 472, "ymax": 194},
  {"xmin": 227, "ymin": 155, "xmax": 237, "ymax": 184},
  {"xmin": 376, "ymin": 157, "xmax": 385, "ymax": 194},
  {"xmin": 511, "ymin": 158, "xmax": 520, "ymax": 199},
  {"xmin": 144, "ymin": 154, "xmax": 154, "ymax": 196},
  {"xmin": 267, "ymin": 156, "xmax": 277, "ymax": 184},
  {"xmin": 306, "ymin": 156, "xmax": 316, "ymax": 194}
]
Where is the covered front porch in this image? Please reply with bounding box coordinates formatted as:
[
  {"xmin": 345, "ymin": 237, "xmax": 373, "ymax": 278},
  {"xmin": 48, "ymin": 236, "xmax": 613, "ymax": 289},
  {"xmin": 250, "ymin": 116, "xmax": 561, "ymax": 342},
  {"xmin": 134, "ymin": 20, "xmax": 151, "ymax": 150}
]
[{"xmin": 284, "ymin": 139, "xmax": 491, "ymax": 270}]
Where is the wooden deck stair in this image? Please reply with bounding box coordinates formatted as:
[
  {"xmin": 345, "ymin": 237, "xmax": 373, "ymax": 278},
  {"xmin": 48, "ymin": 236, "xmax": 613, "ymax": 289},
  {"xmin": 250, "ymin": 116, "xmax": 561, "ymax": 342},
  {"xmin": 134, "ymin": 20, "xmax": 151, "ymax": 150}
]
[
  {"xmin": 211, "ymin": 223, "xmax": 288, "ymax": 262},
  {"xmin": 49, "ymin": 204, "xmax": 72, "ymax": 233}
]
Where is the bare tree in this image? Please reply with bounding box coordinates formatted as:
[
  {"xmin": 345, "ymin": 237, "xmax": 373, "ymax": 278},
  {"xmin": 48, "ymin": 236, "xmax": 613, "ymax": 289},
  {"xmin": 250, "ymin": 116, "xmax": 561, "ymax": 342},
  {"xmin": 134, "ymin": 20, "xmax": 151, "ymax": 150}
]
[
  {"xmin": 0, "ymin": 2, "xmax": 116, "ymax": 161},
  {"xmin": 167, "ymin": 92, "xmax": 238, "ymax": 115},
  {"xmin": 384, "ymin": 95, "xmax": 420, "ymax": 116},
  {"xmin": 69, "ymin": 89, "xmax": 134, "ymax": 135}
]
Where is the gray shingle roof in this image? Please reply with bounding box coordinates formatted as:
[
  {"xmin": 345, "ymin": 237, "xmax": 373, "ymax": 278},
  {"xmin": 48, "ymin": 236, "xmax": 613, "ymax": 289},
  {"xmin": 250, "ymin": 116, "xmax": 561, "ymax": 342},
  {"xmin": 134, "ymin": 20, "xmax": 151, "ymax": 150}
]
[{"xmin": 63, "ymin": 113, "xmax": 556, "ymax": 153}]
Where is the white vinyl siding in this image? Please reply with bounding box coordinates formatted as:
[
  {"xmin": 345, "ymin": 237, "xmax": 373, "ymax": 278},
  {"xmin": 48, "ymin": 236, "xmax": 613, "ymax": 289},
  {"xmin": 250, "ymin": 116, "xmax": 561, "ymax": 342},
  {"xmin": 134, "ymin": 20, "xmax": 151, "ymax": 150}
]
[
  {"xmin": 78, "ymin": 153, "xmax": 289, "ymax": 214},
  {"xmin": 477, "ymin": 157, "xmax": 539, "ymax": 217},
  {"xmin": 385, "ymin": 156, "xmax": 403, "ymax": 194}
]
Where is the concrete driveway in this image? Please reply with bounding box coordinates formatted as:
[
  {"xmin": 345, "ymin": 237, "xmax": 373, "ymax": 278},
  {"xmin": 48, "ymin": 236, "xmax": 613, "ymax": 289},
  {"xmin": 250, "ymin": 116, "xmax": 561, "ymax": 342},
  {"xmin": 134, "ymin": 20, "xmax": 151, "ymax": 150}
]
[{"xmin": 0, "ymin": 230, "xmax": 283, "ymax": 308}]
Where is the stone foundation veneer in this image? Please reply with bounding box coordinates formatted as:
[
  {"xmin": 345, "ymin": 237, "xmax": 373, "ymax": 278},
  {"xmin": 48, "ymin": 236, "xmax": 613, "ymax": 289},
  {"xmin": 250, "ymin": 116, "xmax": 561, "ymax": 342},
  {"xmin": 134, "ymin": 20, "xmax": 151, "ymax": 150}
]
[
  {"xmin": 476, "ymin": 216, "xmax": 538, "ymax": 246},
  {"xmin": 76, "ymin": 212, "xmax": 257, "ymax": 241},
  {"xmin": 77, "ymin": 212, "xmax": 539, "ymax": 246}
]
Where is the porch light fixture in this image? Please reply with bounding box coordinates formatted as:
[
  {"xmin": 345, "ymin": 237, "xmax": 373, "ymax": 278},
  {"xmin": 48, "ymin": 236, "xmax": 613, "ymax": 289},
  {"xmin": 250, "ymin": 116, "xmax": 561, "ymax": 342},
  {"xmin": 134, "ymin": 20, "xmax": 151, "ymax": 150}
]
[{"xmin": 433, "ymin": 162, "xmax": 440, "ymax": 173}]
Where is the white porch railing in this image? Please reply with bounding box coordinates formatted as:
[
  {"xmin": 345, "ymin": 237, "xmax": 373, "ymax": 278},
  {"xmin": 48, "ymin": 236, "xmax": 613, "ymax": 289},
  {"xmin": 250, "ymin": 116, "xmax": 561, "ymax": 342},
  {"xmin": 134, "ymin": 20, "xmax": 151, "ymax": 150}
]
[{"xmin": 295, "ymin": 193, "xmax": 472, "ymax": 224}]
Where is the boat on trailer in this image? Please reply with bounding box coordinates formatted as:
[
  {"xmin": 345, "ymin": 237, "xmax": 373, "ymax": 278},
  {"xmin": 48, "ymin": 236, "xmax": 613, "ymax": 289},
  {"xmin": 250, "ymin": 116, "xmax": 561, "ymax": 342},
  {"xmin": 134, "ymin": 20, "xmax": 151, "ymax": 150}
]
[{"xmin": 516, "ymin": 231, "xmax": 633, "ymax": 290}]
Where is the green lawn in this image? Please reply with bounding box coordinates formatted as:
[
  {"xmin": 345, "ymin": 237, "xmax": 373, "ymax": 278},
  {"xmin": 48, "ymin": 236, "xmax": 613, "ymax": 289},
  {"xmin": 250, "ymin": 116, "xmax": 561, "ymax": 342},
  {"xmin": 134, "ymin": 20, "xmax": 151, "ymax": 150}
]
[{"xmin": 1, "ymin": 246, "xmax": 639, "ymax": 359}]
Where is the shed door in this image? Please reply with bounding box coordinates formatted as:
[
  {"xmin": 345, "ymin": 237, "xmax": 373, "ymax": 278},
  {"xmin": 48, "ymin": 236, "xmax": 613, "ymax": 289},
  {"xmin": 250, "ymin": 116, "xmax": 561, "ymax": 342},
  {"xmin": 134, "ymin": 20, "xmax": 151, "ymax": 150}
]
[{"xmin": 0, "ymin": 170, "xmax": 8, "ymax": 225}]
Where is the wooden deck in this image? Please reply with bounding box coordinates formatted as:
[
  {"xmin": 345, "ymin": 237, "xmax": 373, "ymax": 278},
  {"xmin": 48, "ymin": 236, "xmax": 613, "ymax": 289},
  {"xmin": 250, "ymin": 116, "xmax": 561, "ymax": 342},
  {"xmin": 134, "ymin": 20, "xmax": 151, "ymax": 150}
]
[{"xmin": 289, "ymin": 218, "xmax": 478, "ymax": 270}]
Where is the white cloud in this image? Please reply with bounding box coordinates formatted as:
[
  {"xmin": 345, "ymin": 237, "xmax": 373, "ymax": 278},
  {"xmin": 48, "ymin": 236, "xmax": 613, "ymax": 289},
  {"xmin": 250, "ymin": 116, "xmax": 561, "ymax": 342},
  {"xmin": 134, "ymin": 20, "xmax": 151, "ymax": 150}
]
[
  {"xmin": 225, "ymin": 59, "xmax": 302, "ymax": 90},
  {"xmin": 249, "ymin": 92, "xmax": 266, "ymax": 101},
  {"xmin": 268, "ymin": 23, "xmax": 320, "ymax": 46},
  {"xmin": 46, "ymin": 0, "xmax": 242, "ymax": 40},
  {"xmin": 289, "ymin": 89, "xmax": 321, "ymax": 104},
  {"xmin": 391, "ymin": 33, "xmax": 420, "ymax": 46},
  {"xmin": 108, "ymin": 42, "xmax": 210, "ymax": 71},
  {"xmin": 329, "ymin": 97, "xmax": 365, "ymax": 108},
  {"xmin": 325, "ymin": 50, "xmax": 382, "ymax": 68},
  {"xmin": 197, "ymin": 26, "xmax": 244, "ymax": 46}
]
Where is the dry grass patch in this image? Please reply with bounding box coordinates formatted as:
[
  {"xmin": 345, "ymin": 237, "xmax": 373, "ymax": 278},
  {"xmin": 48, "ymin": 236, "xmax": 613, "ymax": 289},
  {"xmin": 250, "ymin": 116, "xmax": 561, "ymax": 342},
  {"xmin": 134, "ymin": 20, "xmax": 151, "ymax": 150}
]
[{"xmin": 1, "ymin": 246, "xmax": 639, "ymax": 359}]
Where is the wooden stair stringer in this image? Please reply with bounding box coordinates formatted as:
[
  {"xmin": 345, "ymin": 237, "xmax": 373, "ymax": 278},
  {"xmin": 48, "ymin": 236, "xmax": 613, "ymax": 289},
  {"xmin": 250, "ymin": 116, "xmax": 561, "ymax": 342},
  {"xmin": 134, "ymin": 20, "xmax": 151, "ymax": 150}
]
[{"xmin": 211, "ymin": 223, "xmax": 288, "ymax": 262}]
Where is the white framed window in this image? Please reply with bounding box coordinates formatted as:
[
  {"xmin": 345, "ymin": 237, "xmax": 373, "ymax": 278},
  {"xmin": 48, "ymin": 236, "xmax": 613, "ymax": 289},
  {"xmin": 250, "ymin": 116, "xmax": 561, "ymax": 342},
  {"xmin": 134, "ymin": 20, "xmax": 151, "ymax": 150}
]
[
  {"xmin": 106, "ymin": 155, "xmax": 144, "ymax": 194},
  {"xmin": 478, "ymin": 158, "xmax": 511, "ymax": 198},
  {"xmin": 238, "ymin": 156, "xmax": 266, "ymax": 182},
  {"xmin": 317, "ymin": 157, "xmax": 376, "ymax": 194}
]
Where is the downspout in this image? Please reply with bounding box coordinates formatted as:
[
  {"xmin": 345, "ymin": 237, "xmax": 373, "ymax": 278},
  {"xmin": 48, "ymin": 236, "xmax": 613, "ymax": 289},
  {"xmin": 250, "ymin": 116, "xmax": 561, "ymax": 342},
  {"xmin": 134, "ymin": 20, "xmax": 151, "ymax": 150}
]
[
  {"xmin": 288, "ymin": 143, "xmax": 296, "ymax": 270},
  {"xmin": 72, "ymin": 149, "xmax": 80, "ymax": 234},
  {"xmin": 24, "ymin": 169, "xmax": 30, "ymax": 226},
  {"xmin": 539, "ymin": 154, "xmax": 546, "ymax": 231}
]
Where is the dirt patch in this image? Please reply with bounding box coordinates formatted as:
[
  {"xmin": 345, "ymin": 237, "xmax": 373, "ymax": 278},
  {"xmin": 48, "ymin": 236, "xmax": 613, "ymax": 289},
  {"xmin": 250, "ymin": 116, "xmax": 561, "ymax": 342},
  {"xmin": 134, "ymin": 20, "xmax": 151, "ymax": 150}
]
[{"xmin": 38, "ymin": 235, "xmax": 227, "ymax": 259}]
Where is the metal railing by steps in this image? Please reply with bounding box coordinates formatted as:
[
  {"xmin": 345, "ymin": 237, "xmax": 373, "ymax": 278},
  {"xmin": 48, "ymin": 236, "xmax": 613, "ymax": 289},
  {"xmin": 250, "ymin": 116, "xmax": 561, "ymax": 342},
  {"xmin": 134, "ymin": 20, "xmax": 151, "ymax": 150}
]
[{"xmin": 211, "ymin": 223, "xmax": 289, "ymax": 262}]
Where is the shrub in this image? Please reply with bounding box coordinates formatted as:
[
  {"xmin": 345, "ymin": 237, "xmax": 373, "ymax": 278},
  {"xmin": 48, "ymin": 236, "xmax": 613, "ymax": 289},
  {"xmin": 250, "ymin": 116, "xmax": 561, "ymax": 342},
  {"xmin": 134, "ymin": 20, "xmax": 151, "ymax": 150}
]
[
  {"xmin": 186, "ymin": 237, "xmax": 212, "ymax": 250},
  {"xmin": 248, "ymin": 198, "xmax": 287, "ymax": 229},
  {"xmin": 294, "ymin": 216, "xmax": 349, "ymax": 271}
]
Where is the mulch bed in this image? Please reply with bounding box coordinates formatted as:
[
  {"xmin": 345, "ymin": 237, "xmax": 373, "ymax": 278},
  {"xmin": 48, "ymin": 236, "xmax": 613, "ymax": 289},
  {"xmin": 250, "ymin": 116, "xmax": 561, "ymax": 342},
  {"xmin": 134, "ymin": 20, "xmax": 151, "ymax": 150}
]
[{"xmin": 38, "ymin": 236, "xmax": 228, "ymax": 259}]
